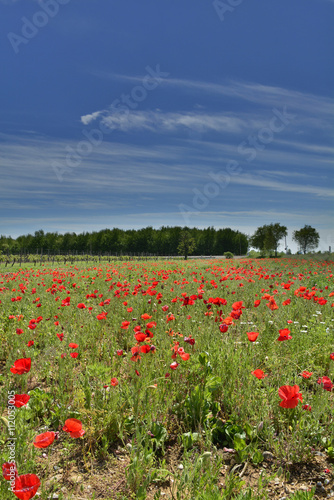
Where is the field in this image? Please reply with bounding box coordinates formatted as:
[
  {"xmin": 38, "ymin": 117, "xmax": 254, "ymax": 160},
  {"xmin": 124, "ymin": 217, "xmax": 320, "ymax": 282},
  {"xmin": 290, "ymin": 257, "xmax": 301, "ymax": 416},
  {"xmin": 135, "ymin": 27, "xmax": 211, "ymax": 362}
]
[{"xmin": 0, "ymin": 257, "xmax": 333, "ymax": 500}]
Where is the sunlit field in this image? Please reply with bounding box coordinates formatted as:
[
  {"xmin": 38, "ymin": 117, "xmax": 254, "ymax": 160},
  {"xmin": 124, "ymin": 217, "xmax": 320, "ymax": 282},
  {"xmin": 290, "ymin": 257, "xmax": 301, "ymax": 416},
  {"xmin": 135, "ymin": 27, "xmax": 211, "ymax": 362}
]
[{"xmin": 1, "ymin": 257, "xmax": 333, "ymax": 500}]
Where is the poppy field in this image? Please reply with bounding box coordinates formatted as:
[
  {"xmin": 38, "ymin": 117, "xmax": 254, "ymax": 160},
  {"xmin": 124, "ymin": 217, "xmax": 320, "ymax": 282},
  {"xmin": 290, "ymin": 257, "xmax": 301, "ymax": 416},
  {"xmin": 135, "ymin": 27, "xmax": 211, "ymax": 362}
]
[{"xmin": 0, "ymin": 257, "xmax": 334, "ymax": 500}]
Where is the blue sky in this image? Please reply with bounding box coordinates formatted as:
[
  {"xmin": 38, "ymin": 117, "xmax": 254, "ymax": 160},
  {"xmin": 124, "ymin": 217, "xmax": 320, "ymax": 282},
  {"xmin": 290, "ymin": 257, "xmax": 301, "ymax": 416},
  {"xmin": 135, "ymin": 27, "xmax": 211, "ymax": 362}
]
[{"xmin": 1, "ymin": 0, "xmax": 333, "ymax": 252}]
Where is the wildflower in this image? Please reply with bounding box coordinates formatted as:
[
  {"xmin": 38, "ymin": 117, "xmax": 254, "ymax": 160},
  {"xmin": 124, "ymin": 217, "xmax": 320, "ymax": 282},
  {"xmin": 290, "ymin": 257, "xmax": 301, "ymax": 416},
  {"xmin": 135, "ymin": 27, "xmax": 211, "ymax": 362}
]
[
  {"xmin": 12, "ymin": 473, "xmax": 41, "ymax": 500},
  {"xmin": 278, "ymin": 385, "xmax": 303, "ymax": 408},
  {"xmin": 110, "ymin": 377, "xmax": 119, "ymax": 386},
  {"xmin": 2, "ymin": 461, "xmax": 18, "ymax": 480},
  {"xmin": 33, "ymin": 432, "xmax": 55, "ymax": 448},
  {"xmin": 13, "ymin": 394, "xmax": 30, "ymax": 408},
  {"xmin": 10, "ymin": 358, "xmax": 31, "ymax": 374},
  {"xmin": 302, "ymin": 404, "xmax": 312, "ymax": 411},
  {"xmin": 277, "ymin": 329, "xmax": 292, "ymax": 341},
  {"xmin": 247, "ymin": 332, "xmax": 259, "ymax": 342},
  {"xmin": 251, "ymin": 369, "xmax": 268, "ymax": 379},
  {"xmin": 62, "ymin": 418, "xmax": 85, "ymax": 438},
  {"xmin": 300, "ymin": 371, "xmax": 313, "ymax": 379},
  {"xmin": 170, "ymin": 361, "xmax": 179, "ymax": 370},
  {"xmin": 317, "ymin": 376, "xmax": 333, "ymax": 391}
]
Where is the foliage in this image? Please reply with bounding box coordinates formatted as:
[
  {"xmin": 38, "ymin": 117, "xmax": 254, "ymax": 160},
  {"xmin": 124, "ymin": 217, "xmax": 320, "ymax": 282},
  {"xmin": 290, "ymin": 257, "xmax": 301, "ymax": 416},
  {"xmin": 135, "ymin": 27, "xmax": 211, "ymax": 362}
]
[
  {"xmin": 177, "ymin": 230, "xmax": 196, "ymax": 259},
  {"xmin": 293, "ymin": 225, "xmax": 320, "ymax": 254},
  {"xmin": 250, "ymin": 223, "xmax": 287, "ymax": 256}
]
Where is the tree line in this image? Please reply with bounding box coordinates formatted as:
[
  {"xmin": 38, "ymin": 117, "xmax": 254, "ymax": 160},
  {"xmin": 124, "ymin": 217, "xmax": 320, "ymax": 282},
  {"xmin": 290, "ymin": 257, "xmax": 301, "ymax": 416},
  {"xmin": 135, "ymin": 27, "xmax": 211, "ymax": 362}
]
[
  {"xmin": 0, "ymin": 224, "xmax": 320, "ymax": 259},
  {"xmin": 0, "ymin": 226, "xmax": 248, "ymax": 257}
]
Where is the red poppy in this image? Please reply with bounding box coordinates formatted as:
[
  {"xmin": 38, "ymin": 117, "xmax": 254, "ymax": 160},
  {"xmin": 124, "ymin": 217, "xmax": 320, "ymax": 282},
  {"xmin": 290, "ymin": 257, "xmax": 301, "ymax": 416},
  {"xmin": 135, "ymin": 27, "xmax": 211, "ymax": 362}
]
[
  {"xmin": 116, "ymin": 349, "xmax": 123, "ymax": 356},
  {"xmin": 110, "ymin": 377, "xmax": 119, "ymax": 386},
  {"xmin": 96, "ymin": 312, "xmax": 107, "ymax": 320},
  {"xmin": 170, "ymin": 361, "xmax": 179, "ymax": 370},
  {"xmin": 16, "ymin": 328, "xmax": 24, "ymax": 335},
  {"xmin": 68, "ymin": 343, "xmax": 79, "ymax": 349},
  {"xmin": 56, "ymin": 333, "xmax": 64, "ymax": 341},
  {"xmin": 282, "ymin": 299, "xmax": 291, "ymax": 306},
  {"xmin": 2, "ymin": 461, "xmax": 18, "ymax": 480},
  {"xmin": 232, "ymin": 301, "xmax": 244, "ymax": 310},
  {"xmin": 177, "ymin": 347, "xmax": 190, "ymax": 361},
  {"xmin": 302, "ymin": 404, "xmax": 312, "ymax": 411},
  {"xmin": 62, "ymin": 418, "xmax": 85, "ymax": 438},
  {"xmin": 247, "ymin": 332, "xmax": 259, "ymax": 342},
  {"xmin": 121, "ymin": 321, "xmax": 130, "ymax": 330},
  {"xmin": 277, "ymin": 329, "xmax": 292, "ymax": 341},
  {"xmin": 10, "ymin": 358, "xmax": 31, "ymax": 374},
  {"xmin": 251, "ymin": 369, "xmax": 268, "ymax": 379},
  {"xmin": 300, "ymin": 371, "xmax": 313, "ymax": 379},
  {"xmin": 70, "ymin": 352, "xmax": 78, "ymax": 358},
  {"xmin": 317, "ymin": 376, "xmax": 333, "ymax": 391},
  {"xmin": 27, "ymin": 341, "xmax": 34, "ymax": 347},
  {"xmin": 141, "ymin": 313, "xmax": 152, "ymax": 320},
  {"xmin": 33, "ymin": 431, "xmax": 55, "ymax": 448},
  {"xmin": 278, "ymin": 385, "xmax": 303, "ymax": 408},
  {"xmin": 267, "ymin": 299, "xmax": 279, "ymax": 310},
  {"xmin": 134, "ymin": 332, "xmax": 147, "ymax": 342},
  {"xmin": 330, "ymin": 353, "xmax": 334, "ymax": 361},
  {"xmin": 77, "ymin": 303, "xmax": 86, "ymax": 309},
  {"xmin": 13, "ymin": 474, "xmax": 41, "ymax": 500},
  {"xmin": 13, "ymin": 394, "xmax": 30, "ymax": 408},
  {"xmin": 254, "ymin": 300, "xmax": 261, "ymax": 308}
]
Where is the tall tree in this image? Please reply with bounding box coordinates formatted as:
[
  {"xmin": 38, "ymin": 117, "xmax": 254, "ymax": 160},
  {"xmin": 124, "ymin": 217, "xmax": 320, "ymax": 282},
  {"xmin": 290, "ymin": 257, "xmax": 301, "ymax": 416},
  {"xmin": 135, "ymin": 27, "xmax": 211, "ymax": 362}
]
[
  {"xmin": 293, "ymin": 225, "xmax": 320, "ymax": 254},
  {"xmin": 250, "ymin": 223, "xmax": 287, "ymax": 256},
  {"xmin": 177, "ymin": 230, "xmax": 196, "ymax": 260}
]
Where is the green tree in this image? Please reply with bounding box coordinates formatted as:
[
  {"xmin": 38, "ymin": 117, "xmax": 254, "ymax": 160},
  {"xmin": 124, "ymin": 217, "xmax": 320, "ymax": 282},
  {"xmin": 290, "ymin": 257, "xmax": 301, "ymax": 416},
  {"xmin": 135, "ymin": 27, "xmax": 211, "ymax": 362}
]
[
  {"xmin": 177, "ymin": 230, "xmax": 196, "ymax": 260},
  {"xmin": 250, "ymin": 223, "xmax": 287, "ymax": 256},
  {"xmin": 292, "ymin": 225, "xmax": 320, "ymax": 254}
]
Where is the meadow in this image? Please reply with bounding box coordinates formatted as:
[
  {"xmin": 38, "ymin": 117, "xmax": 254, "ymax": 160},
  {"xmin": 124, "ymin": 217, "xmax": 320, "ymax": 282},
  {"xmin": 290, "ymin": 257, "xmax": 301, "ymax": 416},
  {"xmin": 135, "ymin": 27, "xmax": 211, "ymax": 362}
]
[{"xmin": 0, "ymin": 257, "xmax": 333, "ymax": 500}]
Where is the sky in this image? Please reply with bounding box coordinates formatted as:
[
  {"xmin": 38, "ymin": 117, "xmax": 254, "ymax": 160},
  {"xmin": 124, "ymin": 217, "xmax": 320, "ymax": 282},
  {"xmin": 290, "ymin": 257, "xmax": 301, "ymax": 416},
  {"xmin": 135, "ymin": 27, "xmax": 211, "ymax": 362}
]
[{"xmin": 1, "ymin": 0, "xmax": 333, "ymax": 253}]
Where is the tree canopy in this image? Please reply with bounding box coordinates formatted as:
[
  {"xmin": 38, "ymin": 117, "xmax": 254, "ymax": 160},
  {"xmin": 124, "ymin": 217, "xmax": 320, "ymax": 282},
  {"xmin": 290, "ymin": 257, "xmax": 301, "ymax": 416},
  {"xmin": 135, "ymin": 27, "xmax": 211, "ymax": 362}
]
[
  {"xmin": 292, "ymin": 225, "xmax": 320, "ymax": 254},
  {"xmin": 250, "ymin": 223, "xmax": 287, "ymax": 256}
]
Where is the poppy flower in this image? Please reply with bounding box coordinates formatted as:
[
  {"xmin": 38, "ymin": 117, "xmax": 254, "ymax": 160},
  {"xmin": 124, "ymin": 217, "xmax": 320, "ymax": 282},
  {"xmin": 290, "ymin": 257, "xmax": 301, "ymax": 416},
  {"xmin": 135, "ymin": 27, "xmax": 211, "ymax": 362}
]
[
  {"xmin": 70, "ymin": 352, "xmax": 78, "ymax": 358},
  {"xmin": 56, "ymin": 333, "xmax": 64, "ymax": 341},
  {"xmin": 302, "ymin": 404, "xmax": 312, "ymax": 411},
  {"xmin": 77, "ymin": 303, "xmax": 86, "ymax": 309},
  {"xmin": 254, "ymin": 300, "xmax": 261, "ymax": 308},
  {"xmin": 121, "ymin": 321, "xmax": 130, "ymax": 330},
  {"xmin": 317, "ymin": 376, "xmax": 333, "ymax": 391},
  {"xmin": 13, "ymin": 394, "xmax": 30, "ymax": 408},
  {"xmin": 10, "ymin": 358, "xmax": 31, "ymax": 374},
  {"xmin": 116, "ymin": 349, "xmax": 123, "ymax": 356},
  {"xmin": 110, "ymin": 377, "xmax": 119, "ymax": 387},
  {"xmin": 134, "ymin": 332, "xmax": 147, "ymax": 342},
  {"xmin": 96, "ymin": 312, "xmax": 107, "ymax": 320},
  {"xmin": 247, "ymin": 332, "xmax": 259, "ymax": 342},
  {"xmin": 2, "ymin": 461, "xmax": 18, "ymax": 480},
  {"xmin": 27, "ymin": 341, "xmax": 34, "ymax": 347},
  {"xmin": 13, "ymin": 474, "xmax": 41, "ymax": 500},
  {"xmin": 62, "ymin": 418, "xmax": 85, "ymax": 438},
  {"xmin": 141, "ymin": 313, "xmax": 152, "ymax": 320},
  {"xmin": 16, "ymin": 328, "xmax": 24, "ymax": 335},
  {"xmin": 68, "ymin": 343, "xmax": 78, "ymax": 349},
  {"xmin": 330, "ymin": 353, "xmax": 334, "ymax": 360},
  {"xmin": 170, "ymin": 361, "xmax": 179, "ymax": 370},
  {"xmin": 300, "ymin": 371, "xmax": 313, "ymax": 379},
  {"xmin": 277, "ymin": 329, "xmax": 292, "ymax": 341},
  {"xmin": 278, "ymin": 385, "xmax": 303, "ymax": 408},
  {"xmin": 232, "ymin": 301, "xmax": 244, "ymax": 310},
  {"xmin": 251, "ymin": 369, "xmax": 268, "ymax": 379},
  {"xmin": 33, "ymin": 431, "xmax": 55, "ymax": 448},
  {"xmin": 184, "ymin": 336, "xmax": 195, "ymax": 345},
  {"xmin": 282, "ymin": 299, "xmax": 291, "ymax": 306}
]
